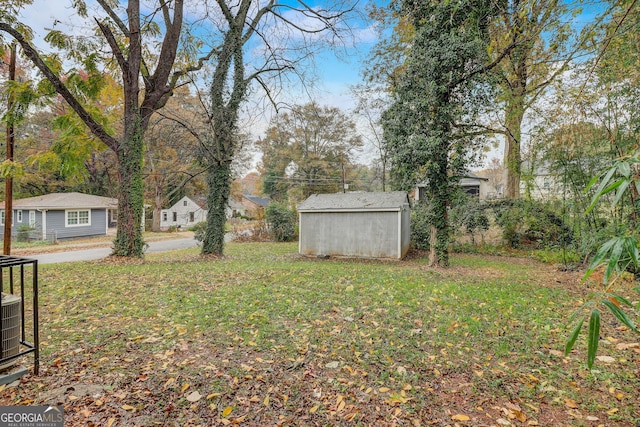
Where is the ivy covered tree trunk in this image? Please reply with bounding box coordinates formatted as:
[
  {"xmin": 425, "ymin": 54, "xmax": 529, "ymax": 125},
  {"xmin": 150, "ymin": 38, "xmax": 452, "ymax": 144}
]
[
  {"xmin": 427, "ymin": 143, "xmax": 451, "ymax": 266},
  {"xmin": 112, "ymin": 120, "xmax": 145, "ymax": 257},
  {"xmin": 503, "ymin": 69, "xmax": 526, "ymax": 199},
  {"xmin": 202, "ymin": 159, "xmax": 233, "ymax": 255}
]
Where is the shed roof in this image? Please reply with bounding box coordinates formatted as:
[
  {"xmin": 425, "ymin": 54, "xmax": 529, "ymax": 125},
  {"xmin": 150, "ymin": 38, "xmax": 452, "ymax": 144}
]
[
  {"xmin": 298, "ymin": 192, "xmax": 410, "ymax": 212},
  {"xmin": 0, "ymin": 192, "xmax": 118, "ymax": 210}
]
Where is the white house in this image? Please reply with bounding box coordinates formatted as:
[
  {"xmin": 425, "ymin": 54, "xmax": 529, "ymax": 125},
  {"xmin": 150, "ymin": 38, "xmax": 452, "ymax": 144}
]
[
  {"xmin": 520, "ymin": 161, "xmax": 560, "ymax": 200},
  {"xmin": 159, "ymin": 196, "xmax": 207, "ymax": 230}
]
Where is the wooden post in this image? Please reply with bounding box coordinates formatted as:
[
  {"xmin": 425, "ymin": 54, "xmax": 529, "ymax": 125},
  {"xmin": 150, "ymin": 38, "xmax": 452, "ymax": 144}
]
[{"xmin": 3, "ymin": 43, "xmax": 16, "ymax": 255}]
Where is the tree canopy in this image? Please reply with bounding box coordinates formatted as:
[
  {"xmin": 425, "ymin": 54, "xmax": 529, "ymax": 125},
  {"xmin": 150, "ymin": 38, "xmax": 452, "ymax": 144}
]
[{"xmin": 260, "ymin": 102, "xmax": 363, "ymax": 202}]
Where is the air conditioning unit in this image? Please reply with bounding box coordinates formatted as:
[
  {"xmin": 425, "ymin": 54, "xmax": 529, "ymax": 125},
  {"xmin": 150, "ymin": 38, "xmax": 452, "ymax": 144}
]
[{"xmin": 0, "ymin": 293, "xmax": 22, "ymax": 370}]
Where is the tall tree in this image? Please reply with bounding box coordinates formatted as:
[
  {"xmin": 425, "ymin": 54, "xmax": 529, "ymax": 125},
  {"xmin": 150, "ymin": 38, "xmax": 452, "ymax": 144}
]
[
  {"xmin": 352, "ymin": 84, "xmax": 389, "ymax": 191},
  {"xmin": 1, "ymin": 0, "xmax": 189, "ymax": 257},
  {"xmin": 198, "ymin": 0, "xmax": 357, "ymax": 255},
  {"xmin": 492, "ymin": 0, "xmax": 580, "ymax": 198},
  {"xmin": 259, "ymin": 102, "xmax": 363, "ymax": 202},
  {"xmin": 382, "ymin": 0, "xmax": 499, "ymax": 266}
]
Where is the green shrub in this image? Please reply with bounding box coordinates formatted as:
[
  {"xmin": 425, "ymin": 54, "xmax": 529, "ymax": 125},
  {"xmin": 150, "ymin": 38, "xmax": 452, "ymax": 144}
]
[
  {"xmin": 190, "ymin": 222, "xmax": 207, "ymax": 243},
  {"xmin": 265, "ymin": 203, "xmax": 297, "ymax": 242},
  {"xmin": 491, "ymin": 199, "xmax": 573, "ymax": 249},
  {"xmin": 450, "ymin": 196, "xmax": 490, "ymax": 244},
  {"xmin": 17, "ymin": 225, "xmax": 34, "ymax": 243}
]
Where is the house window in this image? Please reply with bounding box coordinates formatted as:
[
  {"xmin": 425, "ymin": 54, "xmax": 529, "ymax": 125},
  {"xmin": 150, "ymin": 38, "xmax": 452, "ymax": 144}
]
[
  {"xmin": 162, "ymin": 212, "xmax": 168, "ymax": 222},
  {"xmin": 66, "ymin": 210, "xmax": 91, "ymax": 227},
  {"xmin": 418, "ymin": 187, "xmax": 427, "ymax": 202},
  {"xmin": 543, "ymin": 178, "xmax": 550, "ymax": 189},
  {"xmin": 172, "ymin": 212, "xmax": 177, "ymax": 222},
  {"xmin": 29, "ymin": 211, "xmax": 36, "ymax": 227},
  {"xmin": 183, "ymin": 200, "xmax": 188, "ymax": 207},
  {"xmin": 189, "ymin": 212, "xmax": 195, "ymax": 222},
  {"xmin": 463, "ymin": 186, "xmax": 480, "ymax": 198},
  {"xmin": 17, "ymin": 210, "xmax": 22, "ymax": 223},
  {"xmin": 0, "ymin": 210, "xmax": 4, "ymax": 226}
]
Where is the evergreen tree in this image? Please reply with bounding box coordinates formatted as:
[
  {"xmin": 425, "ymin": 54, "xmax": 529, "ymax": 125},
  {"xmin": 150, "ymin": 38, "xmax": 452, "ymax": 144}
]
[{"xmin": 382, "ymin": 0, "xmax": 499, "ymax": 266}]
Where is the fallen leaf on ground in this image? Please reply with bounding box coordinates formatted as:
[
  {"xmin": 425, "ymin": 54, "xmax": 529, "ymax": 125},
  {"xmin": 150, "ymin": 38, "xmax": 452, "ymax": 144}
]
[
  {"xmin": 186, "ymin": 391, "xmax": 202, "ymax": 402},
  {"xmin": 564, "ymin": 398, "xmax": 579, "ymax": 409},
  {"xmin": 451, "ymin": 414, "xmax": 470, "ymax": 421}
]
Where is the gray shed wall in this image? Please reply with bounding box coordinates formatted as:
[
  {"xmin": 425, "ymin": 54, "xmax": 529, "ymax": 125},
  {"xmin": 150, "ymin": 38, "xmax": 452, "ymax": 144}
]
[{"xmin": 300, "ymin": 211, "xmax": 405, "ymax": 259}]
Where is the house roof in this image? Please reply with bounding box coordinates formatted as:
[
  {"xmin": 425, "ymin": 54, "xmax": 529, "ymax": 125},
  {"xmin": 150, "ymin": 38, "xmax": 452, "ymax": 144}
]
[
  {"xmin": 417, "ymin": 171, "xmax": 488, "ymax": 187},
  {"xmin": 243, "ymin": 194, "xmax": 270, "ymax": 207},
  {"xmin": 298, "ymin": 191, "xmax": 410, "ymax": 212},
  {"xmin": 0, "ymin": 192, "xmax": 118, "ymax": 210},
  {"xmin": 228, "ymin": 198, "xmax": 244, "ymax": 210}
]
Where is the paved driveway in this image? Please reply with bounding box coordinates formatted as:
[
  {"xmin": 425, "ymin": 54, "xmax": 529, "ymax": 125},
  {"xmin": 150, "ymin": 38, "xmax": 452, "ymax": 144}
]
[{"xmin": 27, "ymin": 238, "xmax": 199, "ymax": 265}]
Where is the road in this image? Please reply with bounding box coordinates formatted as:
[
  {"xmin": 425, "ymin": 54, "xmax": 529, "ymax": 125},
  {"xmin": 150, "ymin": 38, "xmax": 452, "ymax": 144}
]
[{"xmin": 27, "ymin": 238, "xmax": 199, "ymax": 265}]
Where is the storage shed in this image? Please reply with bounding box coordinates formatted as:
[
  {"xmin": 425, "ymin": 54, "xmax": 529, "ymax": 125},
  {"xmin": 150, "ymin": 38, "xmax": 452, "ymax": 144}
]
[{"xmin": 298, "ymin": 192, "xmax": 411, "ymax": 259}]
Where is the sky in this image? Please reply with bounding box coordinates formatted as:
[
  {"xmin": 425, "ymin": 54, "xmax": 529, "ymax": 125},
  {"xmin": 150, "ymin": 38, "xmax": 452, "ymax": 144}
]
[{"xmin": 16, "ymin": 0, "xmax": 377, "ymax": 107}]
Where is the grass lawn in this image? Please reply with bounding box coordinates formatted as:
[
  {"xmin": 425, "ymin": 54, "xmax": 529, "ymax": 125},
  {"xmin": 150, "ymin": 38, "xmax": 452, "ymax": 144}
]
[{"xmin": 1, "ymin": 242, "xmax": 638, "ymax": 426}]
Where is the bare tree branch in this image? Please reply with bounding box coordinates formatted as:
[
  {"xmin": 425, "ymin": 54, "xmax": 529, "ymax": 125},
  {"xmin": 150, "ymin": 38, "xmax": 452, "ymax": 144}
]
[{"xmin": 95, "ymin": 18, "xmax": 128, "ymax": 74}]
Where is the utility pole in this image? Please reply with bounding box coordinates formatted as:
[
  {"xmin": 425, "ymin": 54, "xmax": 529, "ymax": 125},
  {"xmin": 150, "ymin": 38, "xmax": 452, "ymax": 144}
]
[
  {"xmin": 341, "ymin": 154, "xmax": 346, "ymax": 193},
  {"xmin": 3, "ymin": 43, "xmax": 16, "ymax": 255}
]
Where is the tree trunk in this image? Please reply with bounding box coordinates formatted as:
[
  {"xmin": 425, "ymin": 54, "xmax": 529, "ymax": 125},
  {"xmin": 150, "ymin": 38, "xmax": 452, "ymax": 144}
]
[
  {"xmin": 503, "ymin": 95, "xmax": 524, "ymax": 199},
  {"xmin": 503, "ymin": 42, "xmax": 528, "ymax": 199},
  {"xmin": 112, "ymin": 124, "xmax": 145, "ymax": 257},
  {"xmin": 202, "ymin": 160, "xmax": 232, "ymax": 255},
  {"xmin": 151, "ymin": 176, "xmax": 163, "ymax": 232},
  {"xmin": 428, "ymin": 224, "xmax": 438, "ymax": 266},
  {"xmin": 427, "ymin": 138, "xmax": 450, "ymax": 267}
]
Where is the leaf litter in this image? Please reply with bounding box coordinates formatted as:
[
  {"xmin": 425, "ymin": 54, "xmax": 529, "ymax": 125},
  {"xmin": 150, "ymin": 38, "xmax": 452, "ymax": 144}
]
[{"xmin": 1, "ymin": 245, "xmax": 639, "ymax": 426}]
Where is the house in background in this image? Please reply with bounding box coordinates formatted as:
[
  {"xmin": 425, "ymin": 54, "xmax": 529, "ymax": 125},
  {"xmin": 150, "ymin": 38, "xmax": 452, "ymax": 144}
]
[
  {"xmin": 415, "ymin": 172, "xmax": 491, "ymax": 202},
  {"xmin": 298, "ymin": 192, "xmax": 411, "ymax": 260},
  {"xmin": 227, "ymin": 198, "xmax": 247, "ymax": 218},
  {"xmin": 159, "ymin": 196, "xmax": 207, "ymax": 230},
  {"xmin": 241, "ymin": 194, "xmax": 270, "ymax": 219},
  {"xmin": 0, "ymin": 192, "xmax": 117, "ymax": 241},
  {"xmin": 520, "ymin": 161, "xmax": 560, "ymax": 200}
]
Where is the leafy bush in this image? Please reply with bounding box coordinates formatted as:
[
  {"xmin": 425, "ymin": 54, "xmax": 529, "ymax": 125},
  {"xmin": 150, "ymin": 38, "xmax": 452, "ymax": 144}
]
[
  {"xmin": 565, "ymin": 150, "xmax": 640, "ymax": 369},
  {"xmin": 491, "ymin": 199, "xmax": 572, "ymax": 249},
  {"xmin": 190, "ymin": 221, "xmax": 207, "ymax": 243},
  {"xmin": 265, "ymin": 203, "xmax": 297, "ymax": 242},
  {"xmin": 17, "ymin": 225, "xmax": 34, "ymax": 243},
  {"xmin": 450, "ymin": 196, "xmax": 490, "ymax": 244}
]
